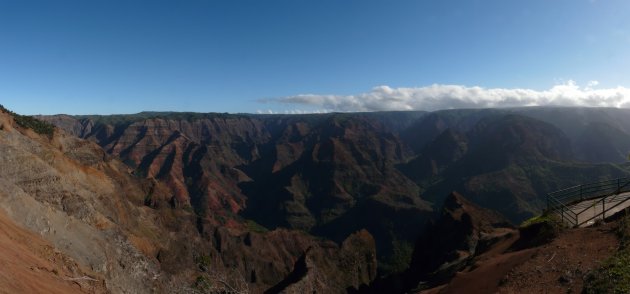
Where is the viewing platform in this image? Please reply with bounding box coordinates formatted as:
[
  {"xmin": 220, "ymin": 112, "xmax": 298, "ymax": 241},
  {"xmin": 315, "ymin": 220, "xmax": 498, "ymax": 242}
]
[{"xmin": 547, "ymin": 177, "xmax": 630, "ymax": 227}]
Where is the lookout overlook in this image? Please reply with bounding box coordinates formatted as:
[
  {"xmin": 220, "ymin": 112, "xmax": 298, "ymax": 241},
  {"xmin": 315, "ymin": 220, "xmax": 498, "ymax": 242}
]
[{"xmin": 548, "ymin": 177, "xmax": 630, "ymax": 227}]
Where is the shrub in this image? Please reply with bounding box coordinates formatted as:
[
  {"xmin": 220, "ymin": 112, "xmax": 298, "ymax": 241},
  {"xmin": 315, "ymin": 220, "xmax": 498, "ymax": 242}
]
[
  {"xmin": 511, "ymin": 213, "xmax": 562, "ymax": 250},
  {"xmin": 584, "ymin": 212, "xmax": 630, "ymax": 293},
  {"xmin": 0, "ymin": 104, "xmax": 55, "ymax": 137},
  {"xmin": 194, "ymin": 275, "xmax": 212, "ymax": 290},
  {"xmin": 583, "ymin": 248, "xmax": 630, "ymax": 294},
  {"xmin": 195, "ymin": 254, "xmax": 212, "ymax": 272}
]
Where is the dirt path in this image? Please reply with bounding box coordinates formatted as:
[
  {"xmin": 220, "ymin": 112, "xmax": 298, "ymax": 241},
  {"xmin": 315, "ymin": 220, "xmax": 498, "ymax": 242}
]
[
  {"xmin": 420, "ymin": 223, "xmax": 619, "ymax": 294},
  {"xmin": 498, "ymin": 223, "xmax": 618, "ymax": 293},
  {"xmin": 420, "ymin": 232, "xmax": 535, "ymax": 294}
]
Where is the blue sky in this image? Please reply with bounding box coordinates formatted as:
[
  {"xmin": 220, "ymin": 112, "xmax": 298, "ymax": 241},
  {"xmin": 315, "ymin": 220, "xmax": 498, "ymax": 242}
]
[{"xmin": 1, "ymin": 0, "xmax": 629, "ymax": 114}]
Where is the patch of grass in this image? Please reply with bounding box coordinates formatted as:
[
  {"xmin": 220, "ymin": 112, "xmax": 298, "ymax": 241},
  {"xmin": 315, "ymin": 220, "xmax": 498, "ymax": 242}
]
[
  {"xmin": 520, "ymin": 214, "xmax": 559, "ymax": 228},
  {"xmin": 584, "ymin": 247, "xmax": 630, "ymax": 294},
  {"xmin": 584, "ymin": 212, "xmax": 630, "ymax": 294},
  {"xmin": 183, "ymin": 204, "xmax": 194, "ymax": 213},
  {"xmin": 0, "ymin": 104, "xmax": 55, "ymax": 137},
  {"xmin": 616, "ymin": 211, "xmax": 630, "ymax": 246},
  {"xmin": 512, "ymin": 213, "xmax": 562, "ymax": 250},
  {"xmin": 245, "ymin": 219, "xmax": 269, "ymax": 233}
]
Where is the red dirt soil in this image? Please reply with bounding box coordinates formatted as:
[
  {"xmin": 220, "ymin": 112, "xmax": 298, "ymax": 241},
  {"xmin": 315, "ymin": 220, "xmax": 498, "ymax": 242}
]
[
  {"xmin": 0, "ymin": 208, "xmax": 105, "ymax": 294},
  {"xmin": 421, "ymin": 223, "xmax": 619, "ymax": 294},
  {"xmin": 498, "ymin": 223, "xmax": 618, "ymax": 294}
]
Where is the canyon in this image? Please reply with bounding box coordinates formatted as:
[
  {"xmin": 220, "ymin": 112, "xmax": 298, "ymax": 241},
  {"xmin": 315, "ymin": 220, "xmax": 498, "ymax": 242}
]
[{"xmin": 1, "ymin": 106, "xmax": 630, "ymax": 292}]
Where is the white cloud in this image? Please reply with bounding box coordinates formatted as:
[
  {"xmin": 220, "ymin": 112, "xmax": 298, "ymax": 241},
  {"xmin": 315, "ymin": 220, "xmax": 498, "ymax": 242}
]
[
  {"xmin": 256, "ymin": 109, "xmax": 332, "ymax": 114},
  {"xmin": 586, "ymin": 80, "xmax": 599, "ymax": 88},
  {"xmin": 260, "ymin": 81, "xmax": 630, "ymax": 112}
]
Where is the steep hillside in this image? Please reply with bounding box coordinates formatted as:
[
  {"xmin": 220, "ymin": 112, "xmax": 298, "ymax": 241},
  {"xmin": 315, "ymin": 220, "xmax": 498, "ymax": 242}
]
[
  {"xmin": 514, "ymin": 107, "xmax": 630, "ymax": 163},
  {"xmin": 399, "ymin": 128, "xmax": 468, "ymax": 182},
  {"xmin": 2, "ymin": 107, "xmax": 379, "ymax": 293},
  {"xmin": 240, "ymin": 115, "xmax": 430, "ymax": 268},
  {"xmin": 401, "ymin": 110, "xmax": 630, "ymax": 222},
  {"xmin": 401, "ymin": 107, "xmax": 630, "ymax": 164},
  {"xmin": 362, "ymin": 192, "xmax": 516, "ymax": 293},
  {"xmin": 0, "ymin": 207, "xmax": 106, "ymax": 293},
  {"xmin": 42, "ymin": 112, "xmax": 432, "ymax": 274}
]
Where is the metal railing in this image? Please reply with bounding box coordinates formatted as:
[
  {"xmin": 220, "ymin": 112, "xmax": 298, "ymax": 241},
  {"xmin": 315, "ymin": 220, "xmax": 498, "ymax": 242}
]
[{"xmin": 547, "ymin": 177, "xmax": 630, "ymax": 227}]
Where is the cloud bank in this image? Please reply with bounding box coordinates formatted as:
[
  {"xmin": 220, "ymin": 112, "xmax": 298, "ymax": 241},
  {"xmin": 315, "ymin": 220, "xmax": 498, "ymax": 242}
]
[
  {"xmin": 260, "ymin": 81, "xmax": 630, "ymax": 112},
  {"xmin": 256, "ymin": 109, "xmax": 332, "ymax": 115}
]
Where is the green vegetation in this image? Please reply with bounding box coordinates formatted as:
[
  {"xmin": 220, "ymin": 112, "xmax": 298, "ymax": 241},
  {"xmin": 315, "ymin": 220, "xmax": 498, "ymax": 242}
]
[
  {"xmin": 245, "ymin": 219, "xmax": 269, "ymax": 233},
  {"xmin": 194, "ymin": 275, "xmax": 212, "ymax": 291},
  {"xmin": 515, "ymin": 213, "xmax": 563, "ymax": 249},
  {"xmin": 378, "ymin": 238, "xmax": 414, "ymax": 275},
  {"xmin": 73, "ymin": 111, "xmax": 252, "ymax": 127},
  {"xmin": 584, "ymin": 212, "xmax": 630, "ymax": 294},
  {"xmin": 519, "ymin": 213, "xmax": 559, "ymax": 228},
  {"xmin": 0, "ymin": 104, "xmax": 55, "ymax": 137},
  {"xmin": 195, "ymin": 254, "xmax": 212, "ymax": 272}
]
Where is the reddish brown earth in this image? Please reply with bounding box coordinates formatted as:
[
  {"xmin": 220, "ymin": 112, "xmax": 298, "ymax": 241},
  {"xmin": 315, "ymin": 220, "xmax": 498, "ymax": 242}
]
[
  {"xmin": 0, "ymin": 208, "xmax": 105, "ymax": 294},
  {"xmin": 497, "ymin": 222, "xmax": 618, "ymax": 293},
  {"xmin": 406, "ymin": 192, "xmax": 516, "ymax": 287},
  {"xmin": 419, "ymin": 222, "xmax": 619, "ymax": 294},
  {"xmin": 0, "ymin": 109, "xmax": 379, "ymax": 293}
]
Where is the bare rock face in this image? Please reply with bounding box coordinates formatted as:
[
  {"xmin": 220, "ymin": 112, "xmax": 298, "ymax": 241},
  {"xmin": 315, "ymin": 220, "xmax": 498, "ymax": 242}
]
[
  {"xmin": 0, "ymin": 206, "xmax": 108, "ymax": 294},
  {"xmin": 409, "ymin": 192, "xmax": 513, "ymax": 275},
  {"xmin": 0, "ymin": 111, "xmax": 162, "ymax": 293},
  {"xmin": 362, "ymin": 192, "xmax": 515, "ymax": 293},
  {"xmin": 400, "ymin": 192, "xmax": 515, "ymax": 291},
  {"xmin": 266, "ymin": 229, "xmax": 377, "ymax": 294},
  {"xmin": 158, "ymin": 225, "xmax": 378, "ymax": 293}
]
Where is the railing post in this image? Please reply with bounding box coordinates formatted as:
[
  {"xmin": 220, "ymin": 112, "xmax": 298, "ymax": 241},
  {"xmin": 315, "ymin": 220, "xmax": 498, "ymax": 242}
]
[
  {"xmin": 561, "ymin": 206, "xmax": 565, "ymax": 223},
  {"xmin": 580, "ymin": 185, "xmax": 583, "ymax": 201},
  {"xmin": 603, "ymin": 197, "xmax": 606, "ymax": 219},
  {"xmin": 547, "ymin": 194, "xmax": 550, "ymax": 210}
]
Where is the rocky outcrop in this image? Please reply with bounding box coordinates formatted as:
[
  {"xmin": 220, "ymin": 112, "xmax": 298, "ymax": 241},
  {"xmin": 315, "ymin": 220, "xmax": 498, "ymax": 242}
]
[
  {"xmin": 362, "ymin": 192, "xmax": 515, "ymax": 293},
  {"xmin": 265, "ymin": 229, "xmax": 377, "ymax": 293},
  {"xmin": 0, "ymin": 111, "xmax": 162, "ymax": 293},
  {"xmin": 405, "ymin": 192, "xmax": 514, "ymax": 286}
]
